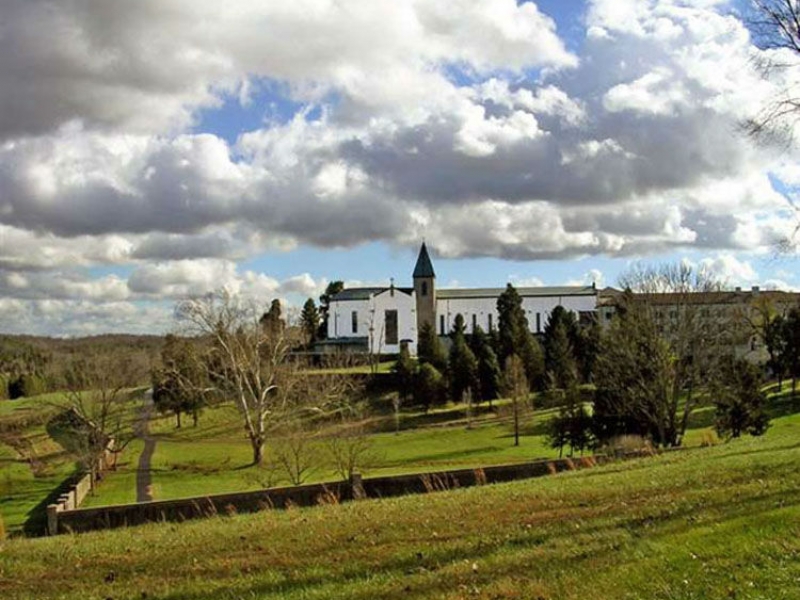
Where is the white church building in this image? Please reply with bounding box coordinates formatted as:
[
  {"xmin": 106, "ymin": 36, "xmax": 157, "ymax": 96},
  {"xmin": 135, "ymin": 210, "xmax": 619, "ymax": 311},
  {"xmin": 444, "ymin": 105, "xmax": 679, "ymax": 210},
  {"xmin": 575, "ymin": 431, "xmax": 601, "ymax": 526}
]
[{"xmin": 325, "ymin": 243, "xmax": 598, "ymax": 355}]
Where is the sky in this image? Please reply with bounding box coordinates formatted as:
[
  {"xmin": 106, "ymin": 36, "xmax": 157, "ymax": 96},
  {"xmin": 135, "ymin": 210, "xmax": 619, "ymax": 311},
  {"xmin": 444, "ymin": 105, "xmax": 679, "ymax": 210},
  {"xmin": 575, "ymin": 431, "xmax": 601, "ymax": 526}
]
[{"xmin": 2, "ymin": 0, "xmax": 800, "ymax": 336}]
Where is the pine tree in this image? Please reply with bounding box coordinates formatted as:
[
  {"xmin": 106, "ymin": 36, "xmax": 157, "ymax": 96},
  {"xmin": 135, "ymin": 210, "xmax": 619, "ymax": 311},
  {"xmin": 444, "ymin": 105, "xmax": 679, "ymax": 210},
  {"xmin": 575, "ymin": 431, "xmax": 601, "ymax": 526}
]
[
  {"xmin": 497, "ymin": 284, "xmax": 527, "ymax": 365},
  {"xmin": 496, "ymin": 283, "xmax": 544, "ymax": 390},
  {"xmin": 543, "ymin": 310, "xmax": 577, "ymax": 390},
  {"xmin": 318, "ymin": 281, "xmax": 344, "ymax": 340},
  {"xmin": 414, "ymin": 362, "xmax": 446, "ymax": 411},
  {"xmin": 470, "ymin": 326, "xmax": 502, "ymax": 404},
  {"xmin": 783, "ymin": 308, "xmax": 800, "ymax": 394},
  {"xmin": 300, "ymin": 298, "xmax": 320, "ymax": 346},
  {"xmin": 712, "ymin": 359, "xmax": 770, "ymax": 439},
  {"xmin": 417, "ymin": 322, "xmax": 447, "ymax": 372},
  {"xmin": 393, "ymin": 342, "xmax": 416, "ymax": 401},
  {"xmin": 448, "ymin": 314, "xmax": 478, "ymax": 402},
  {"xmin": 575, "ymin": 319, "xmax": 601, "ymax": 383}
]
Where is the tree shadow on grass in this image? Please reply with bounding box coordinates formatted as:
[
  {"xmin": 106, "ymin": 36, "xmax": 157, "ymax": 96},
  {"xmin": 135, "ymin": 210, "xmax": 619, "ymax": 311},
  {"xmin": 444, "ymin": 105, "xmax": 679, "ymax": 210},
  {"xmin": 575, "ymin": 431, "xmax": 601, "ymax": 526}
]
[
  {"xmin": 21, "ymin": 467, "xmax": 81, "ymax": 537},
  {"xmin": 766, "ymin": 391, "xmax": 800, "ymax": 420}
]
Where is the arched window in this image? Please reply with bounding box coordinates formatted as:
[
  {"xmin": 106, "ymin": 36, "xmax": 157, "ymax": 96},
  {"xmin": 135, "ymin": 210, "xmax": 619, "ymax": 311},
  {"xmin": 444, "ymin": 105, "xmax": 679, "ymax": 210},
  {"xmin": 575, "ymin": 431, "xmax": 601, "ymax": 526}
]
[{"xmin": 421, "ymin": 281, "xmax": 428, "ymax": 296}]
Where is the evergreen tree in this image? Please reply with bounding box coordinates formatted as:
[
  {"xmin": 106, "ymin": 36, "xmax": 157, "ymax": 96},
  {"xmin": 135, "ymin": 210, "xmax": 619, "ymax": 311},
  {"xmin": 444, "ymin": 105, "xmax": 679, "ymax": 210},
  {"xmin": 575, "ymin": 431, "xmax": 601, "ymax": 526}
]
[
  {"xmin": 414, "ymin": 362, "xmax": 446, "ymax": 411},
  {"xmin": 300, "ymin": 298, "xmax": 320, "ymax": 346},
  {"xmin": 547, "ymin": 385, "xmax": 593, "ymax": 457},
  {"xmin": 417, "ymin": 322, "xmax": 447, "ymax": 372},
  {"xmin": 543, "ymin": 309, "xmax": 578, "ymax": 390},
  {"xmin": 593, "ymin": 296, "xmax": 680, "ymax": 448},
  {"xmin": 318, "ymin": 281, "xmax": 344, "ymax": 340},
  {"xmin": 448, "ymin": 314, "xmax": 478, "ymax": 402},
  {"xmin": 712, "ymin": 359, "xmax": 770, "ymax": 439},
  {"xmin": 520, "ymin": 332, "xmax": 545, "ymax": 392},
  {"xmin": 496, "ymin": 283, "xmax": 544, "ymax": 390},
  {"xmin": 575, "ymin": 319, "xmax": 601, "ymax": 383},
  {"xmin": 782, "ymin": 308, "xmax": 800, "ymax": 394},
  {"xmin": 470, "ymin": 326, "xmax": 502, "ymax": 404},
  {"xmin": 497, "ymin": 284, "xmax": 527, "ymax": 364},
  {"xmin": 152, "ymin": 334, "xmax": 209, "ymax": 428},
  {"xmin": 393, "ymin": 342, "xmax": 416, "ymax": 401}
]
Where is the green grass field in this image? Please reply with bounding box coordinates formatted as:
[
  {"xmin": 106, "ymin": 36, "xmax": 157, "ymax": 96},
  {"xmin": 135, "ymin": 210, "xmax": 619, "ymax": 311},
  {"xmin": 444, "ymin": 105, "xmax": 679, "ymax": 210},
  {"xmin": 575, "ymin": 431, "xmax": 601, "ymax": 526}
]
[
  {"xmin": 3, "ymin": 380, "xmax": 799, "ymax": 537},
  {"xmin": 0, "ymin": 392, "xmax": 79, "ymax": 534},
  {"xmin": 82, "ymin": 399, "xmax": 565, "ymax": 506},
  {"xmin": 0, "ymin": 389, "xmax": 146, "ymax": 532},
  {"xmin": 1, "ymin": 410, "xmax": 799, "ymax": 599}
]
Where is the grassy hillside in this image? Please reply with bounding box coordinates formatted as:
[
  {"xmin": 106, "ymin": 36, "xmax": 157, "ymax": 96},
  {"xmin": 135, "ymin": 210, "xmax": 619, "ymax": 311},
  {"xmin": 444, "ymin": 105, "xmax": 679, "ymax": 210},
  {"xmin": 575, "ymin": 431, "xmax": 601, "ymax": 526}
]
[
  {"xmin": 1, "ymin": 412, "xmax": 799, "ymax": 599},
  {"xmin": 82, "ymin": 397, "xmax": 572, "ymax": 507},
  {"xmin": 0, "ymin": 389, "xmax": 146, "ymax": 533},
  {"xmin": 0, "ymin": 392, "xmax": 78, "ymax": 534}
]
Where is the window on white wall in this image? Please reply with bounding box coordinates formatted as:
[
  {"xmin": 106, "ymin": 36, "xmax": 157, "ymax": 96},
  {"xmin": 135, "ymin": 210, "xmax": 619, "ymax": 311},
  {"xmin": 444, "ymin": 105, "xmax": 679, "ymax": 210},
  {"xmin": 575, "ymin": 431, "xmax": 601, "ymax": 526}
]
[
  {"xmin": 352, "ymin": 311, "xmax": 358, "ymax": 334},
  {"xmin": 472, "ymin": 314, "xmax": 477, "ymax": 332}
]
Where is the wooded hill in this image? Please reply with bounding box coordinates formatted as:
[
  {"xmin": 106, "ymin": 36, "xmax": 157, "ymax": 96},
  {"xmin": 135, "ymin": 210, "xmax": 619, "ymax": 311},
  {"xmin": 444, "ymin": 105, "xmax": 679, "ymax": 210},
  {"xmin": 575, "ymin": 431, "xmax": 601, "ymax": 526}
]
[{"xmin": 0, "ymin": 334, "xmax": 163, "ymax": 399}]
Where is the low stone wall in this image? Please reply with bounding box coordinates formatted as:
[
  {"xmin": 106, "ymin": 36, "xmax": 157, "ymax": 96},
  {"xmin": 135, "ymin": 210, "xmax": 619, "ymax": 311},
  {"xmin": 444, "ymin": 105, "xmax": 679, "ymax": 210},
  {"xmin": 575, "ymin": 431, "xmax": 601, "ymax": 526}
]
[
  {"xmin": 49, "ymin": 454, "xmax": 627, "ymax": 535},
  {"xmin": 46, "ymin": 443, "xmax": 116, "ymax": 534}
]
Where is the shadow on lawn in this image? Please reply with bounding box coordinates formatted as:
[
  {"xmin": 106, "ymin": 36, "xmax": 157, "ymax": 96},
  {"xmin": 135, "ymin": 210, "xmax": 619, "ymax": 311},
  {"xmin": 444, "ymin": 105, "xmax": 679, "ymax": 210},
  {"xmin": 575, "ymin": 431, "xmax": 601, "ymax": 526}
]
[{"xmin": 22, "ymin": 467, "xmax": 81, "ymax": 537}]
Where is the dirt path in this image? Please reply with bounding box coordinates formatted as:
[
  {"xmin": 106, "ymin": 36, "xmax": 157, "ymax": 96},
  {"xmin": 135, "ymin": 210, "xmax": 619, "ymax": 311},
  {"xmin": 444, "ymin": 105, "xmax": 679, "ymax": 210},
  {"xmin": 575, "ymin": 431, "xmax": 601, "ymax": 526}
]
[{"xmin": 135, "ymin": 389, "xmax": 155, "ymax": 503}]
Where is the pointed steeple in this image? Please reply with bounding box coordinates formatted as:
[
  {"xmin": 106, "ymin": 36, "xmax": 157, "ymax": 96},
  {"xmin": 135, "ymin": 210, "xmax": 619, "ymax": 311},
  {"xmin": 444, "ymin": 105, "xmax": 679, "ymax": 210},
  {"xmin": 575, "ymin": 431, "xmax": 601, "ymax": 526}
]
[
  {"xmin": 413, "ymin": 242, "xmax": 436, "ymax": 279},
  {"xmin": 413, "ymin": 243, "xmax": 436, "ymax": 341}
]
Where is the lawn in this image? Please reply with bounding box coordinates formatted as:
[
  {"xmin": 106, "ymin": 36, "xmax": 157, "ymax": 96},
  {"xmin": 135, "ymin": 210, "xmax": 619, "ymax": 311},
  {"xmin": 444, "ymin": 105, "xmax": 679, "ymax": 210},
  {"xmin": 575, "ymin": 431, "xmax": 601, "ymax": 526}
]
[
  {"xmin": 0, "ymin": 389, "xmax": 146, "ymax": 532},
  {"xmin": 86, "ymin": 399, "xmax": 565, "ymax": 504},
  {"xmin": 3, "ymin": 380, "xmax": 795, "ymax": 535},
  {"xmin": 0, "ymin": 392, "xmax": 77, "ymax": 534},
  {"xmin": 1, "ymin": 412, "xmax": 799, "ymax": 599},
  {"xmin": 78, "ymin": 384, "xmax": 758, "ymax": 507}
]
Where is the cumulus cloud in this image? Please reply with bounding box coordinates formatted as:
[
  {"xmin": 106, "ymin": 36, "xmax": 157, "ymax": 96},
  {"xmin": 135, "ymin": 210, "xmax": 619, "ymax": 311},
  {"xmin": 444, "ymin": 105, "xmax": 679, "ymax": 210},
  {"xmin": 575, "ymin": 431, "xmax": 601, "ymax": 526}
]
[
  {"xmin": 0, "ymin": 0, "xmax": 574, "ymax": 139},
  {"xmin": 2, "ymin": 0, "xmax": 800, "ymax": 334}
]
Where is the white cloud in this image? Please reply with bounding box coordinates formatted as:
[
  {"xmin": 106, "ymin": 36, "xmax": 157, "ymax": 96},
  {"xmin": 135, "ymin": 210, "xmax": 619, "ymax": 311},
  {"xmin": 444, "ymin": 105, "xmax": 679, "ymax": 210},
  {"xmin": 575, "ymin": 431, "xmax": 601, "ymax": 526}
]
[
  {"xmin": 1, "ymin": 0, "xmax": 800, "ymax": 334},
  {"xmin": 696, "ymin": 253, "xmax": 759, "ymax": 286},
  {"xmin": 604, "ymin": 68, "xmax": 691, "ymax": 116}
]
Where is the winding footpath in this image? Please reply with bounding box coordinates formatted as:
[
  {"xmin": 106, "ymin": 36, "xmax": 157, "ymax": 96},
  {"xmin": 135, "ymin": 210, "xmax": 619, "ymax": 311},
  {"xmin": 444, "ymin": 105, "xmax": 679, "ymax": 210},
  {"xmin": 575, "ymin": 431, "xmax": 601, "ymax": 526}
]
[{"xmin": 134, "ymin": 389, "xmax": 155, "ymax": 503}]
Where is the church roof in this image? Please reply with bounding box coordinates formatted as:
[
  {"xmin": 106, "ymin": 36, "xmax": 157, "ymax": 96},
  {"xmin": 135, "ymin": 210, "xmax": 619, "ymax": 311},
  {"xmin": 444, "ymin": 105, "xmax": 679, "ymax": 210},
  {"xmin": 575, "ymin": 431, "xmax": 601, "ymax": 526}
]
[
  {"xmin": 331, "ymin": 287, "xmax": 413, "ymax": 301},
  {"xmin": 412, "ymin": 243, "xmax": 436, "ymax": 278},
  {"xmin": 438, "ymin": 286, "xmax": 596, "ymax": 300}
]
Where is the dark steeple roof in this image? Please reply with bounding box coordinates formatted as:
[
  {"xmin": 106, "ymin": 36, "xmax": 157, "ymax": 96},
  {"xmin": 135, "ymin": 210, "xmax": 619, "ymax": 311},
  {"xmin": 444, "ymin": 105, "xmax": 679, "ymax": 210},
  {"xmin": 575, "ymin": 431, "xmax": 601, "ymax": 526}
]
[{"xmin": 413, "ymin": 242, "xmax": 436, "ymax": 278}]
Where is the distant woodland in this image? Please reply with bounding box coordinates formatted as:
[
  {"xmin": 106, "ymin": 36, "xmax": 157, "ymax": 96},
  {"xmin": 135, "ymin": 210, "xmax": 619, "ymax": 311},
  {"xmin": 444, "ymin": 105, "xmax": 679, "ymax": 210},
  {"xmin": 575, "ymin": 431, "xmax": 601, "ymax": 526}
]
[{"xmin": 0, "ymin": 334, "xmax": 163, "ymax": 399}]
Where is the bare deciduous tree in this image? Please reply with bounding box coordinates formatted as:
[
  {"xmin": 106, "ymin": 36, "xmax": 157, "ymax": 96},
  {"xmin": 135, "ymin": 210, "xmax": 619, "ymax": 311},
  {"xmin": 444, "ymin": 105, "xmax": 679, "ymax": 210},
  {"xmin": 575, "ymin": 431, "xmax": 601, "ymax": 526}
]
[
  {"xmin": 502, "ymin": 355, "xmax": 530, "ymax": 447},
  {"xmin": 48, "ymin": 354, "xmax": 144, "ymax": 481},
  {"xmin": 177, "ymin": 290, "xmax": 361, "ymax": 467},
  {"xmin": 177, "ymin": 291, "xmax": 295, "ymax": 466},
  {"xmin": 745, "ymin": 0, "xmax": 800, "ymax": 144},
  {"xmin": 272, "ymin": 418, "xmax": 320, "ymax": 485}
]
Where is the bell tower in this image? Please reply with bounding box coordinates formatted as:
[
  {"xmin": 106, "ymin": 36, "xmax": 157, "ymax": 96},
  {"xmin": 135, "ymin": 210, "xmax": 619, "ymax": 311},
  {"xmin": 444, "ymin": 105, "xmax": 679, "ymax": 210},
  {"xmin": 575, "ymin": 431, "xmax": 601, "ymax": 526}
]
[{"xmin": 413, "ymin": 242, "xmax": 436, "ymax": 336}]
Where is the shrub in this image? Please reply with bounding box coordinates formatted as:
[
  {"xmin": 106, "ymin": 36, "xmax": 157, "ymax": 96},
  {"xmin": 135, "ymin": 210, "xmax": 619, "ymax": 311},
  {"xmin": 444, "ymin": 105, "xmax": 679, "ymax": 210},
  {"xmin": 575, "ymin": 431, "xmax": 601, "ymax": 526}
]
[
  {"xmin": 700, "ymin": 430, "xmax": 720, "ymax": 447},
  {"xmin": 600, "ymin": 434, "xmax": 652, "ymax": 456}
]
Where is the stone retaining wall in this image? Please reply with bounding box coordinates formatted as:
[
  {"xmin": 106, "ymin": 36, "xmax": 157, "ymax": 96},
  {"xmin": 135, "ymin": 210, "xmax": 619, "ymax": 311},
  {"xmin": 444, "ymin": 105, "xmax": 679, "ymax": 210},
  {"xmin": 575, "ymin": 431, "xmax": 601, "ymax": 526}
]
[{"xmin": 47, "ymin": 453, "xmax": 634, "ymax": 535}]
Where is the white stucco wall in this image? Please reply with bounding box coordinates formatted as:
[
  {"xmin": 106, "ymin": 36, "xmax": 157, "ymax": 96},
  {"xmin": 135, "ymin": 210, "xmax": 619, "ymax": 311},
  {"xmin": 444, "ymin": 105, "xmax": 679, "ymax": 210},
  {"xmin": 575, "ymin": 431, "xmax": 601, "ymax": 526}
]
[
  {"xmin": 329, "ymin": 287, "xmax": 597, "ymax": 354},
  {"xmin": 436, "ymin": 293, "xmax": 596, "ymax": 336},
  {"xmin": 328, "ymin": 289, "xmax": 417, "ymax": 354}
]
